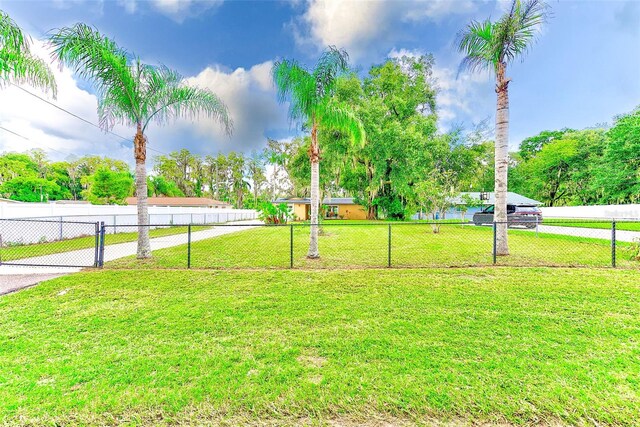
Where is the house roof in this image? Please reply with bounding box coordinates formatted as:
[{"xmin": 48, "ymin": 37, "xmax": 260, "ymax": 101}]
[
  {"xmin": 126, "ymin": 197, "xmax": 231, "ymax": 207},
  {"xmin": 274, "ymin": 197, "xmax": 359, "ymax": 205},
  {"xmin": 450, "ymin": 192, "xmax": 542, "ymax": 206}
]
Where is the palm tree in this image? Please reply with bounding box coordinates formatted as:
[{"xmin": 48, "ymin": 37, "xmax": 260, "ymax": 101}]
[
  {"xmin": 0, "ymin": 10, "xmax": 56, "ymax": 95},
  {"xmin": 457, "ymin": 0, "xmax": 548, "ymax": 255},
  {"xmin": 49, "ymin": 24, "xmax": 232, "ymax": 258},
  {"xmin": 272, "ymin": 47, "xmax": 365, "ymax": 258}
]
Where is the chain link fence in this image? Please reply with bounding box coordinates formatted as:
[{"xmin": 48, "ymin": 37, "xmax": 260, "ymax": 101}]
[
  {"xmin": 105, "ymin": 219, "xmax": 640, "ymax": 270},
  {"xmin": 2, "ymin": 218, "xmax": 639, "ymax": 269},
  {"xmin": 0, "ymin": 218, "xmax": 100, "ymax": 267}
]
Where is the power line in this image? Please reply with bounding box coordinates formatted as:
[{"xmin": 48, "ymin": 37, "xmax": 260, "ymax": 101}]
[
  {"xmin": 0, "ymin": 125, "xmax": 72, "ymax": 156},
  {"xmin": 8, "ymin": 82, "xmax": 169, "ymax": 156},
  {"xmin": 0, "ymin": 126, "xmax": 27, "ymax": 140}
]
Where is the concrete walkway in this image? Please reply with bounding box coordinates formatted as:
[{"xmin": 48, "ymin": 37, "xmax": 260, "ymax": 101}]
[
  {"xmin": 525, "ymin": 224, "xmax": 640, "ymax": 242},
  {"xmin": 0, "ymin": 220, "xmax": 261, "ymax": 295}
]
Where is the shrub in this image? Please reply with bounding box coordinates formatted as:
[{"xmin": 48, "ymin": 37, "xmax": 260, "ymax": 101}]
[
  {"xmin": 625, "ymin": 238, "xmax": 640, "ymax": 261},
  {"xmin": 258, "ymin": 202, "xmax": 292, "ymax": 224}
]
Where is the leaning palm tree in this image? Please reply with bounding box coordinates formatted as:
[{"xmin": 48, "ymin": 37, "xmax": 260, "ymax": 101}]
[
  {"xmin": 50, "ymin": 24, "xmax": 232, "ymax": 258},
  {"xmin": 0, "ymin": 10, "xmax": 56, "ymax": 95},
  {"xmin": 273, "ymin": 47, "xmax": 365, "ymax": 258},
  {"xmin": 457, "ymin": 0, "xmax": 548, "ymax": 256}
]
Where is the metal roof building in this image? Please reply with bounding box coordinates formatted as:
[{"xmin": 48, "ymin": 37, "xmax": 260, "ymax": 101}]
[{"xmin": 449, "ymin": 192, "xmax": 542, "ymax": 206}]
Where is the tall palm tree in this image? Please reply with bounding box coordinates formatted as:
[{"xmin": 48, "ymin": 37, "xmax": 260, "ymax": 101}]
[
  {"xmin": 457, "ymin": 0, "xmax": 548, "ymax": 255},
  {"xmin": 272, "ymin": 47, "xmax": 365, "ymax": 258},
  {"xmin": 50, "ymin": 24, "xmax": 232, "ymax": 258},
  {"xmin": 0, "ymin": 10, "xmax": 56, "ymax": 95}
]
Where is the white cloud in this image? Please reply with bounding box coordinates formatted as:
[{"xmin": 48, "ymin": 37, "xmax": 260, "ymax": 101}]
[
  {"xmin": 0, "ymin": 41, "xmax": 133, "ymax": 165},
  {"xmin": 1, "ymin": 38, "xmax": 290, "ymax": 168},
  {"xmin": 431, "ymin": 64, "xmax": 492, "ymax": 127},
  {"xmin": 168, "ymin": 60, "xmax": 289, "ymax": 154},
  {"xmin": 118, "ymin": 0, "xmax": 223, "ymax": 23},
  {"xmin": 293, "ymin": 0, "xmax": 477, "ymax": 58},
  {"xmin": 116, "ymin": 0, "xmax": 137, "ymax": 14}
]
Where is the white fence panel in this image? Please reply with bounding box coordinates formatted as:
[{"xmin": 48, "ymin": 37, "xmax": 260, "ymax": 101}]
[
  {"xmin": 0, "ymin": 203, "xmax": 257, "ymax": 245},
  {"xmin": 541, "ymin": 204, "xmax": 640, "ymax": 219}
]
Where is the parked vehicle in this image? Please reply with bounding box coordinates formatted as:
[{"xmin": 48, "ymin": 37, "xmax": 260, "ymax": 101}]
[{"xmin": 473, "ymin": 204, "xmax": 543, "ymax": 228}]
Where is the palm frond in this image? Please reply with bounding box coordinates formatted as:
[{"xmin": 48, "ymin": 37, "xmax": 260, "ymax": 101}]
[
  {"xmin": 138, "ymin": 64, "xmax": 181, "ymax": 118},
  {"xmin": 456, "ymin": 19, "xmax": 497, "ymax": 75},
  {"xmin": 4, "ymin": 53, "xmax": 57, "ymax": 96},
  {"xmin": 495, "ymin": 0, "xmax": 549, "ymax": 63},
  {"xmin": 0, "ymin": 11, "xmax": 28, "ymax": 55},
  {"xmin": 49, "ymin": 23, "xmax": 138, "ymax": 128},
  {"xmin": 316, "ymin": 101, "xmax": 365, "ymax": 147},
  {"xmin": 273, "ymin": 46, "xmax": 352, "ymax": 126},
  {"xmin": 272, "ymin": 58, "xmax": 317, "ymax": 122},
  {"xmin": 457, "ymin": 0, "xmax": 548, "ymax": 75},
  {"xmin": 0, "ymin": 10, "xmax": 57, "ymax": 96},
  {"xmin": 142, "ymin": 84, "xmax": 233, "ymax": 136},
  {"xmin": 313, "ymin": 46, "xmax": 349, "ymax": 98}
]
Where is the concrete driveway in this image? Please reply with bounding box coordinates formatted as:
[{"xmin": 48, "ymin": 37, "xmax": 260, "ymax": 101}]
[
  {"xmin": 524, "ymin": 224, "xmax": 640, "ymax": 242},
  {"xmin": 0, "ymin": 221, "xmax": 261, "ymax": 295}
]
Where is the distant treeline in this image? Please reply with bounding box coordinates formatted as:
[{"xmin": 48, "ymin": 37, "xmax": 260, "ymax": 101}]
[
  {"xmin": 1, "ymin": 57, "xmax": 637, "ymax": 212},
  {"xmin": 0, "ymin": 149, "xmax": 270, "ymax": 208},
  {"xmin": 509, "ymin": 107, "xmax": 640, "ymax": 206}
]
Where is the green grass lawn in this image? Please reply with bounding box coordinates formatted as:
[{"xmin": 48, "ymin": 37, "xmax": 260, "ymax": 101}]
[
  {"xmin": 1, "ymin": 268, "xmax": 639, "ymax": 426},
  {"xmin": 0, "ymin": 226, "xmax": 210, "ymax": 262},
  {"xmin": 108, "ymin": 223, "xmax": 639, "ymax": 269}
]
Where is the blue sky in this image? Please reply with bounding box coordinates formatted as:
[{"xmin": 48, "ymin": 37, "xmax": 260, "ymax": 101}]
[{"xmin": 0, "ymin": 0, "xmax": 638, "ymax": 165}]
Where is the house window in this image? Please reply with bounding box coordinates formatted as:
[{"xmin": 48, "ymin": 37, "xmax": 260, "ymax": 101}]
[{"xmin": 325, "ymin": 205, "xmax": 339, "ymax": 219}]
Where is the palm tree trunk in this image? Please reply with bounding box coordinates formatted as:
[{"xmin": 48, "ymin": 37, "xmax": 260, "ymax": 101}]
[
  {"xmin": 308, "ymin": 122, "xmax": 320, "ymax": 259},
  {"xmin": 134, "ymin": 123, "xmax": 151, "ymax": 259},
  {"xmin": 494, "ymin": 62, "xmax": 510, "ymax": 256}
]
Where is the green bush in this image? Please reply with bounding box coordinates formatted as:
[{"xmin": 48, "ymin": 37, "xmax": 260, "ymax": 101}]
[
  {"xmin": 258, "ymin": 202, "xmax": 292, "ymax": 224},
  {"xmin": 624, "ymin": 238, "xmax": 640, "ymax": 261}
]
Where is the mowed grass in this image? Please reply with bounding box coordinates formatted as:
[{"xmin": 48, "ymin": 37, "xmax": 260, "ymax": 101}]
[
  {"xmin": 543, "ymin": 219, "xmax": 640, "ymax": 232},
  {"xmin": 0, "ymin": 226, "xmax": 210, "ymax": 262},
  {"xmin": 108, "ymin": 223, "xmax": 638, "ymax": 269},
  {"xmin": 1, "ymin": 268, "xmax": 639, "ymax": 426}
]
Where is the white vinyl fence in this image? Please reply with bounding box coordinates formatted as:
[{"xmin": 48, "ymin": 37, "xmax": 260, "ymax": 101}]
[
  {"xmin": 0, "ymin": 203, "xmax": 257, "ymax": 246},
  {"xmin": 541, "ymin": 204, "xmax": 640, "ymax": 220}
]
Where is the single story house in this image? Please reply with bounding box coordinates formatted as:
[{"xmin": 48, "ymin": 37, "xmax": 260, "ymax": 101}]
[
  {"xmin": 273, "ymin": 197, "xmax": 367, "ymax": 220},
  {"xmin": 126, "ymin": 197, "xmax": 232, "ymax": 209},
  {"xmin": 414, "ymin": 192, "xmax": 542, "ymax": 220}
]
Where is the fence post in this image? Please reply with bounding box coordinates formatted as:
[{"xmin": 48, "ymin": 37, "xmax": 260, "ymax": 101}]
[
  {"xmin": 492, "ymin": 222, "xmax": 497, "ymax": 265},
  {"xmin": 290, "ymin": 223, "xmax": 294, "ymax": 268},
  {"xmin": 94, "ymin": 222, "xmax": 100, "ymax": 267},
  {"xmin": 98, "ymin": 222, "xmax": 106, "ymax": 267},
  {"xmin": 187, "ymin": 223, "xmax": 192, "ymax": 269},
  {"xmin": 59, "ymin": 216, "xmax": 63, "ymax": 241},
  {"xmin": 611, "ymin": 220, "xmax": 616, "ymax": 268},
  {"xmin": 388, "ymin": 223, "xmax": 392, "ymax": 268}
]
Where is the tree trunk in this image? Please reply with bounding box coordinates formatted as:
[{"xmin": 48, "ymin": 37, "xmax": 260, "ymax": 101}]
[
  {"xmin": 366, "ymin": 165, "xmax": 376, "ymax": 220},
  {"xmin": 236, "ymin": 186, "xmax": 244, "ymax": 208},
  {"xmin": 134, "ymin": 123, "xmax": 151, "ymax": 259},
  {"xmin": 494, "ymin": 62, "xmax": 510, "ymax": 256},
  {"xmin": 367, "ymin": 204, "xmax": 376, "ymax": 220},
  {"xmin": 308, "ymin": 122, "xmax": 320, "ymax": 259}
]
